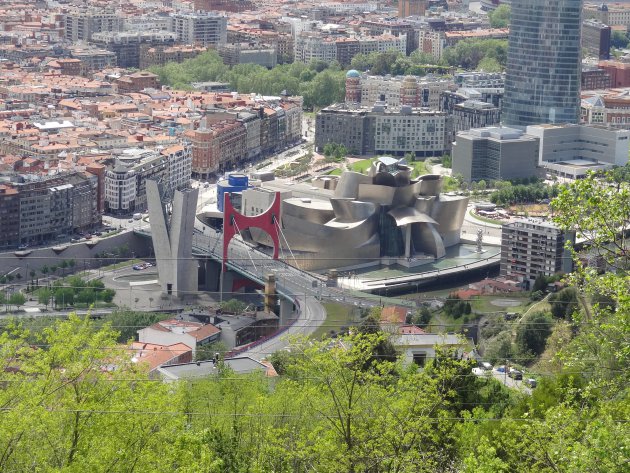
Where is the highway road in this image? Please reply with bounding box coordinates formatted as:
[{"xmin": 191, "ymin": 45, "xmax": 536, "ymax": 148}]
[{"xmin": 191, "ymin": 228, "xmax": 381, "ymax": 359}]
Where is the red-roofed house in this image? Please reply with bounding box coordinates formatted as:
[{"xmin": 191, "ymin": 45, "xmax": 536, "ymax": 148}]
[
  {"xmin": 137, "ymin": 318, "xmax": 221, "ymax": 356},
  {"xmin": 130, "ymin": 342, "xmax": 193, "ymax": 375},
  {"xmin": 381, "ymin": 306, "xmax": 409, "ymax": 325}
]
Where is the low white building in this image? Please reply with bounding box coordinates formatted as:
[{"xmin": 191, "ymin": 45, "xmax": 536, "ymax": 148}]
[
  {"xmin": 392, "ymin": 332, "xmax": 466, "ymax": 367},
  {"xmin": 526, "ymin": 123, "xmax": 629, "ymax": 178}
]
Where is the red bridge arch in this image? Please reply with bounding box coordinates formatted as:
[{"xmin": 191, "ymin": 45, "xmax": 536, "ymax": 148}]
[{"xmin": 222, "ymin": 191, "xmax": 281, "ymax": 271}]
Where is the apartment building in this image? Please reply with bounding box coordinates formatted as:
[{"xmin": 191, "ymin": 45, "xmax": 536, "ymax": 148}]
[
  {"xmin": 115, "ymin": 71, "xmax": 160, "ymax": 94},
  {"xmin": 500, "ymin": 219, "xmax": 574, "ymax": 288},
  {"xmin": 139, "ymin": 45, "xmax": 206, "ymax": 69},
  {"xmin": 360, "ymin": 19, "xmax": 418, "ymax": 54},
  {"xmin": 194, "ymin": 0, "xmax": 254, "ymax": 12},
  {"xmin": 70, "ymin": 46, "xmax": 117, "ymax": 71},
  {"xmin": 185, "ymin": 99, "xmax": 302, "ymax": 178},
  {"xmin": 584, "ymin": 2, "xmax": 630, "ymax": 28},
  {"xmin": 169, "ymin": 12, "xmax": 227, "ymax": 47},
  {"xmin": 295, "ymin": 33, "xmax": 406, "ymax": 64},
  {"xmin": 2, "ymin": 172, "xmax": 100, "ymax": 246},
  {"xmin": 345, "ymin": 72, "xmax": 454, "ymax": 109},
  {"xmin": 91, "ymin": 31, "xmax": 177, "ymax": 68},
  {"xmin": 295, "ymin": 34, "xmax": 337, "ymax": 63},
  {"xmin": 104, "ymin": 146, "xmax": 192, "ymax": 214},
  {"xmin": 451, "ymin": 100, "xmax": 500, "ymax": 138},
  {"xmin": 64, "ymin": 9, "xmax": 122, "ymax": 42},
  {"xmin": 227, "ymin": 27, "xmax": 293, "ymax": 64},
  {"xmin": 597, "ymin": 60, "xmax": 630, "ymax": 87},
  {"xmin": 186, "ymin": 120, "xmax": 247, "ymax": 179},
  {"xmin": 418, "ymin": 29, "xmax": 444, "ymax": 59},
  {"xmin": 581, "ymin": 66, "xmax": 612, "ymax": 90},
  {"xmin": 582, "ymin": 20, "xmax": 611, "ymax": 60},
  {"xmin": 452, "ymin": 127, "xmax": 539, "ymax": 182},
  {"xmin": 217, "ymin": 43, "xmax": 277, "ymax": 68},
  {"xmin": 316, "ymin": 103, "xmax": 448, "ymax": 157},
  {"xmin": 0, "ymin": 184, "xmax": 19, "ymax": 249}
]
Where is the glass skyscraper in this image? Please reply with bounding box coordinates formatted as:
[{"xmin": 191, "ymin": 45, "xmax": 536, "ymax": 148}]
[{"xmin": 503, "ymin": 0, "xmax": 582, "ymax": 127}]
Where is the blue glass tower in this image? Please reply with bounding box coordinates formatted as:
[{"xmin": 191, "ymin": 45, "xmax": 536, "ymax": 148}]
[{"xmin": 503, "ymin": 0, "xmax": 582, "ymax": 127}]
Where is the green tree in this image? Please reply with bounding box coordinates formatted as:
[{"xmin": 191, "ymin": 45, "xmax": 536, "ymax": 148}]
[
  {"xmin": 548, "ymin": 287, "xmax": 579, "ymax": 319},
  {"xmin": 551, "ymin": 169, "xmax": 630, "ymax": 395},
  {"xmin": 0, "ymin": 314, "xmax": 195, "ymax": 471},
  {"xmin": 99, "ymin": 288, "xmax": 116, "ymax": 303},
  {"xmin": 8, "ymin": 292, "xmax": 25, "ymax": 310},
  {"xmin": 54, "ymin": 286, "xmax": 74, "ymax": 308},
  {"xmin": 516, "ymin": 311, "xmax": 553, "ymax": 356},
  {"xmin": 323, "ymin": 142, "xmax": 348, "ymax": 162},
  {"xmin": 611, "ymin": 30, "xmax": 629, "ymax": 49},
  {"xmin": 38, "ymin": 288, "xmax": 53, "ymax": 309},
  {"xmin": 60, "ymin": 259, "xmax": 69, "ymax": 276},
  {"xmin": 219, "ymin": 298, "xmax": 248, "ymax": 314},
  {"xmin": 75, "ymin": 288, "xmax": 96, "ymax": 306},
  {"xmin": 443, "ymin": 38, "xmax": 508, "ymax": 70},
  {"xmin": 487, "ymin": 4, "xmax": 511, "ymax": 28},
  {"xmin": 476, "ymin": 56, "xmax": 503, "ymax": 72},
  {"xmin": 412, "ymin": 306, "xmax": 432, "ymax": 327}
]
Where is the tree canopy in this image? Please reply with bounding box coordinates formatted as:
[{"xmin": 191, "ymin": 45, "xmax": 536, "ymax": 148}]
[
  {"xmin": 149, "ymin": 51, "xmax": 346, "ymax": 109},
  {"xmin": 488, "ymin": 5, "xmax": 511, "ymax": 28}
]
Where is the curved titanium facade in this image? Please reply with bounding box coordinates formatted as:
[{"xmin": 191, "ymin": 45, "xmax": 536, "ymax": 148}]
[
  {"xmin": 242, "ymin": 158, "xmax": 469, "ymax": 271},
  {"xmin": 503, "ymin": 0, "xmax": 582, "ymax": 127}
]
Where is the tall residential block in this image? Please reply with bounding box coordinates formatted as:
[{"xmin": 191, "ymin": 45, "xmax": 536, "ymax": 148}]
[
  {"xmin": 500, "ymin": 219, "xmax": 574, "ymax": 288},
  {"xmin": 64, "ymin": 9, "xmax": 123, "ymax": 42},
  {"xmin": 169, "ymin": 12, "xmax": 227, "ymax": 47},
  {"xmin": 582, "ymin": 20, "xmax": 611, "ymax": 60},
  {"xmin": 503, "ymin": 0, "xmax": 582, "ymax": 127}
]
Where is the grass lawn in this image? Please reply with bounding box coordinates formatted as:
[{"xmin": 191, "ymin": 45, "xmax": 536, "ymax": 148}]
[
  {"xmin": 349, "ymin": 158, "xmax": 430, "ymax": 177},
  {"xmin": 328, "ymin": 168, "xmax": 342, "ymax": 176},
  {"xmin": 470, "ymin": 294, "xmax": 532, "ymax": 314},
  {"xmin": 311, "ymin": 302, "xmax": 359, "ymax": 340}
]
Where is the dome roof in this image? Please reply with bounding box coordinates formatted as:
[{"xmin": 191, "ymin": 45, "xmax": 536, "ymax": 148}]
[{"xmin": 346, "ymin": 69, "xmax": 360, "ymax": 78}]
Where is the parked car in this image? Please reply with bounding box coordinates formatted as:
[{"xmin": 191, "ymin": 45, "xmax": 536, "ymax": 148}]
[
  {"xmin": 508, "ymin": 369, "xmax": 523, "ymax": 380},
  {"xmin": 480, "ymin": 362, "xmax": 493, "ymax": 371},
  {"xmin": 525, "ymin": 378, "xmax": 537, "ymax": 388},
  {"xmin": 17, "ymin": 244, "xmax": 28, "ymax": 250},
  {"xmin": 132, "ymin": 264, "xmax": 144, "ymax": 271},
  {"xmin": 496, "ymin": 365, "xmax": 507, "ymax": 373}
]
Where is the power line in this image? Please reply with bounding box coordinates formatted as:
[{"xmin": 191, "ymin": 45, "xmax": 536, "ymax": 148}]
[{"xmin": 0, "ymin": 407, "xmax": 625, "ymax": 423}]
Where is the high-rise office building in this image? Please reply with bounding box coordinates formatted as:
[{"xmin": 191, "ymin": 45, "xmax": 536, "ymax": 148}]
[{"xmin": 503, "ymin": 0, "xmax": 582, "ymax": 127}]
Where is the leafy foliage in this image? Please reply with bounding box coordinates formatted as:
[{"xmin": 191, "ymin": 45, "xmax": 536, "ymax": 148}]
[
  {"xmin": 490, "ymin": 181, "xmax": 560, "ymax": 206},
  {"xmin": 149, "ymin": 51, "xmax": 346, "ymax": 109},
  {"xmin": 488, "ymin": 4, "xmax": 511, "ymax": 28},
  {"xmin": 442, "ymin": 38, "xmax": 508, "ymax": 70},
  {"xmin": 516, "ymin": 311, "xmax": 553, "ymax": 357}
]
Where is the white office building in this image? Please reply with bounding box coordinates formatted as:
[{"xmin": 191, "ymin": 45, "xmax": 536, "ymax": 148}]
[{"xmin": 526, "ymin": 124, "xmax": 630, "ymax": 178}]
